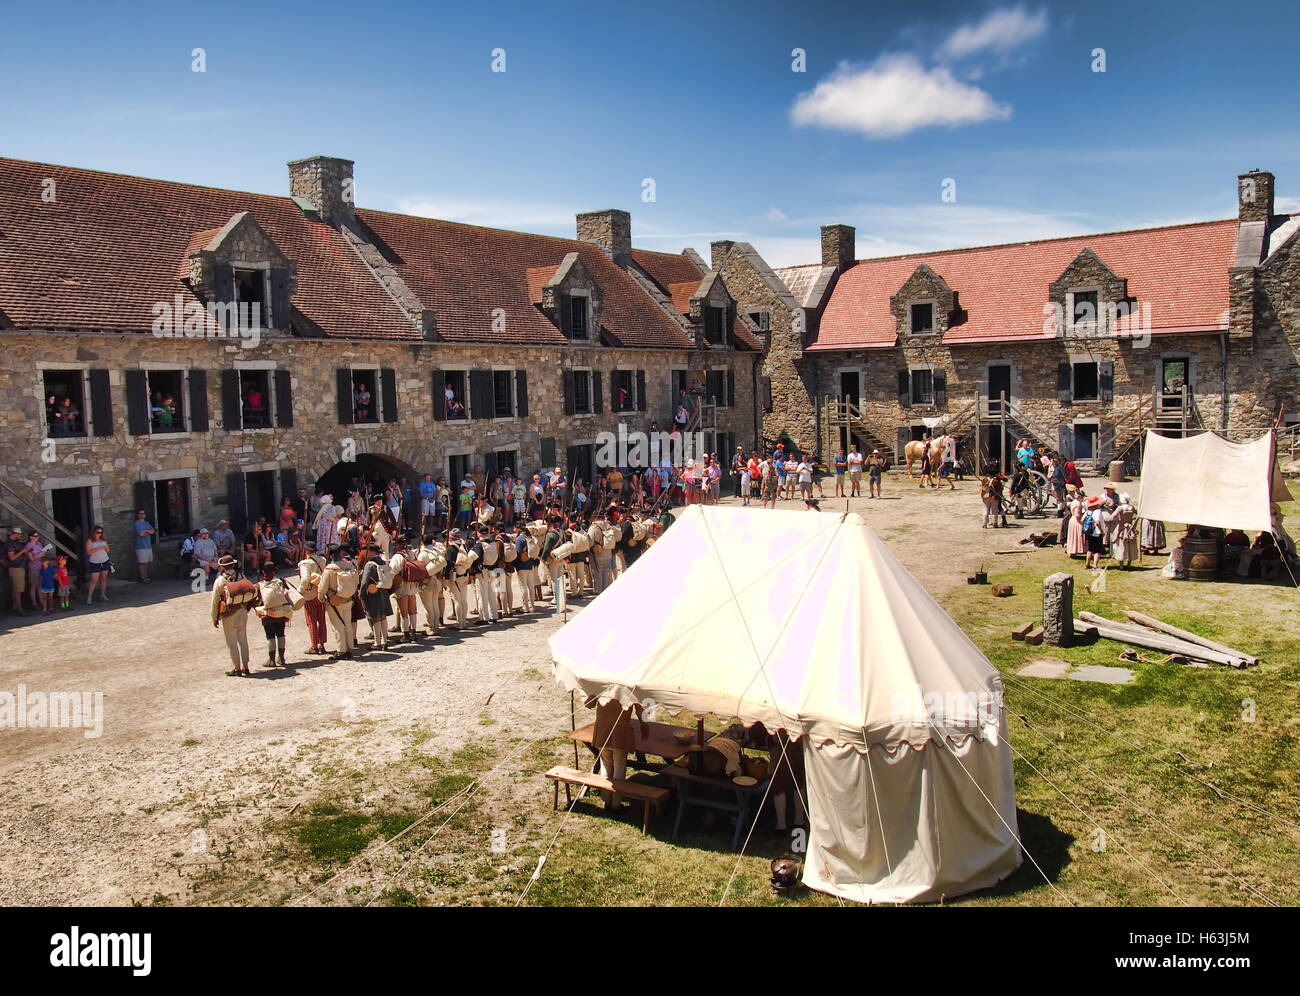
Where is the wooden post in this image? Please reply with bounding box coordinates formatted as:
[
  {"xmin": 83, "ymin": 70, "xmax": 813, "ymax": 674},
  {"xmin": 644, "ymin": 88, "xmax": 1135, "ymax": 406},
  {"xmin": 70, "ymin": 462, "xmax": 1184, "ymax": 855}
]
[
  {"xmin": 999, "ymin": 391, "xmax": 1007, "ymax": 476},
  {"xmin": 975, "ymin": 386, "xmax": 982, "ymax": 474}
]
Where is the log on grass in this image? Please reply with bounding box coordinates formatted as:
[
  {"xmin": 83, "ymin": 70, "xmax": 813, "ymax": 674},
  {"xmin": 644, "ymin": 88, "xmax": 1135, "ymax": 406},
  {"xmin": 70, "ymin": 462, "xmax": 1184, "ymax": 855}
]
[
  {"xmin": 1074, "ymin": 614, "xmax": 1247, "ymax": 668},
  {"xmin": 1122, "ymin": 610, "xmax": 1258, "ymax": 666}
]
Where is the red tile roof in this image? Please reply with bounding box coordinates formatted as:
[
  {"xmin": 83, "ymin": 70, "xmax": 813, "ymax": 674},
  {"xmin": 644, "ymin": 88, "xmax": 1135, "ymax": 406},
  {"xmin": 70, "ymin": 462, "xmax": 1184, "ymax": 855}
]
[
  {"xmin": 630, "ymin": 248, "xmax": 703, "ymax": 295},
  {"xmin": 0, "ymin": 157, "xmax": 698, "ymax": 349},
  {"xmin": 525, "ymin": 265, "xmax": 559, "ymax": 305},
  {"xmin": 0, "ymin": 158, "xmax": 417, "ymax": 339},
  {"xmin": 358, "ymin": 211, "xmax": 694, "ymax": 348},
  {"xmin": 810, "ymin": 218, "xmax": 1240, "ymax": 350},
  {"xmin": 667, "ymin": 281, "xmax": 697, "ymax": 315}
]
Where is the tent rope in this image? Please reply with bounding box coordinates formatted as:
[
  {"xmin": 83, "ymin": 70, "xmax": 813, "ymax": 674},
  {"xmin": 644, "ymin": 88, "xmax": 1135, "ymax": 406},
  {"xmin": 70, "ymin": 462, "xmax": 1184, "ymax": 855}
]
[
  {"xmin": 1013, "ymin": 712, "xmax": 1278, "ymax": 906},
  {"xmin": 1002, "ymin": 673, "xmax": 1300, "ymax": 836},
  {"xmin": 1006, "ymin": 739, "xmax": 1188, "ymax": 904}
]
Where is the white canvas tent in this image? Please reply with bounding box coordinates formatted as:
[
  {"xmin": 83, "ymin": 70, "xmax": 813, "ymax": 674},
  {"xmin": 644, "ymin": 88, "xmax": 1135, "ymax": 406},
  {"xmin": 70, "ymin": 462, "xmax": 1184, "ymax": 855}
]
[
  {"xmin": 1137, "ymin": 430, "xmax": 1292, "ymax": 533},
  {"xmin": 549, "ymin": 505, "xmax": 1022, "ymax": 904}
]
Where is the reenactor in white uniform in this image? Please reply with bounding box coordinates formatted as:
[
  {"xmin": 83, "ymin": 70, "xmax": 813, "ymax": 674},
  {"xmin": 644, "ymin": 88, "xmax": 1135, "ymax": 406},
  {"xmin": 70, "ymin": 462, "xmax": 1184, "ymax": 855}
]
[
  {"xmin": 388, "ymin": 534, "xmax": 421, "ymax": 643},
  {"xmin": 497, "ymin": 525, "xmax": 518, "ymax": 617},
  {"xmin": 253, "ymin": 561, "xmax": 295, "ymax": 668},
  {"xmin": 414, "ymin": 534, "xmax": 447, "ymax": 636},
  {"xmin": 443, "ymin": 529, "xmax": 473, "ymax": 630},
  {"xmin": 540, "ymin": 514, "xmax": 568, "ymax": 618},
  {"xmin": 358, "ymin": 541, "xmax": 393, "ymax": 651},
  {"xmin": 296, "ymin": 550, "xmax": 329, "ymax": 655},
  {"xmin": 589, "ymin": 510, "xmax": 616, "ymax": 594},
  {"xmin": 472, "ymin": 522, "xmax": 500, "ymax": 624},
  {"xmin": 211, "ymin": 555, "xmax": 255, "ymax": 676},
  {"xmin": 318, "ymin": 544, "xmax": 359, "ymax": 659},
  {"xmin": 511, "ymin": 525, "xmax": 536, "ymax": 613}
]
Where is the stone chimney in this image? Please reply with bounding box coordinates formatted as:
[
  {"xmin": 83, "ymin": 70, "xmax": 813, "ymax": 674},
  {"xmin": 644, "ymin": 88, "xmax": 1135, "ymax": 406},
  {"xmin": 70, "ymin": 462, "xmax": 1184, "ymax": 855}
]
[
  {"xmin": 576, "ymin": 209, "xmax": 632, "ymax": 259},
  {"xmin": 711, "ymin": 240, "xmax": 735, "ymax": 272},
  {"xmin": 288, "ymin": 156, "xmax": 355, "ymax": 225},
  {"xmin": 821, "ymin": 224, "xmax": 856, "ymax": 270},
  {"xmin": 1237, "ymin": 170, "xmax": 1275, "ymax": 224}
]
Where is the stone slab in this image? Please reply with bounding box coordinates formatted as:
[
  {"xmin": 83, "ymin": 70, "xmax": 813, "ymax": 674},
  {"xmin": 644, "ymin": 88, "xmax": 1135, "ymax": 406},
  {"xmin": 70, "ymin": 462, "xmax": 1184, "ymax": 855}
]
[
  {"xmin": 1067, "ymin": 664, "xmax": 1136, "ymax": 685},
  {"xmin": 1017, "ymin": 659, "xmax": 1071, "ymax": 679}
]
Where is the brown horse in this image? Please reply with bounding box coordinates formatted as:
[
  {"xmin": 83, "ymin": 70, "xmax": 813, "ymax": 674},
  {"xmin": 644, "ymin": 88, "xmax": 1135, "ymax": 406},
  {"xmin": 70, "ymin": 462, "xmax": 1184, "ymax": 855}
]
[{"xmin": 904, "ymin": 435, "xmax": 949, "ymax": 477}]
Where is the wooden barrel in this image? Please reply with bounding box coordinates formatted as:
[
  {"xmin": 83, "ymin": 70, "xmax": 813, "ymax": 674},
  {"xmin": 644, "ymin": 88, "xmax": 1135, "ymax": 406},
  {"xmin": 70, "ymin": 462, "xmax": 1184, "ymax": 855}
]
[{"xmin": 1181, "ymin": 537, "xmax": 1219, "ymax": 581}]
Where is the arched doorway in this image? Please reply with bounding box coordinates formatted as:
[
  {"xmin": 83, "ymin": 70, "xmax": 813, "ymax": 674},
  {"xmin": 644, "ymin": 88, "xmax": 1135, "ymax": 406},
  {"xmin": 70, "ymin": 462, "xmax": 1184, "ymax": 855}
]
[{"xmin": 314, "ymin": 453, "xmax": 419, "ymax": 504}]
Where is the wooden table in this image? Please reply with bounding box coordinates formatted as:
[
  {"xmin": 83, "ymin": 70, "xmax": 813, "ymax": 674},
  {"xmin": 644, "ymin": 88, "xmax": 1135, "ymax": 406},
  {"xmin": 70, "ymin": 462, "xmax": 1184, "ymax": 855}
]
[
  {"xmin": 567, "ymin": 719, "xmax": 699, "ymax": 770},
  {"xmin": 663, "ymin": 764, "xmax": 770, "ymax": 850}
]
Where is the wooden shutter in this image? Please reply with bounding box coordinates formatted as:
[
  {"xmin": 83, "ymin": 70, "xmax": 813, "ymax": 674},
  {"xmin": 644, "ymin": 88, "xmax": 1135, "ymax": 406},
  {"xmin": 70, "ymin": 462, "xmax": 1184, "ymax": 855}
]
[
  {"xmin": 125, "ymin": 369, "xmax": 150, "ymax": 436},
  {"xmin": 223, "ymin": 369, "xmax": 243, "ymax": 431},
  {"xmin": 759, "ymin": 375, "xmax": 772, "ymax": 413},
  {"xmin": 273, "ymin": 369, "xmax": 293, "ymax": 428},
  {"xmin": 563, "ymin": 370, "xmax": 576, "ymax": 415},
  {"xmin": 540, "ymin": 437, "xmax": 557, "ymax": 470},
  {"xmin": 336, "ymin": 368, "xmax": 353, "ymax": 425},
  {"xmin": 610, "ymin": 370, "xmax": 620, "ymax": 411},
  {"xmin": 593, "ymin": 371, "xmax": 603, "ymax": 413},
  {"xmin": 280, "ymin": 468, "xmax": 297, "ymax": 508},
  {"xmin": 470, "ymin": 368, "xmax": 491, "ymax": 420},
  {"xmin": 558, "ymin": 294, "xmax": 572, "ymax": 337},
  {"xmin": 88, "ymin": 368, "xmax": 113, "ymax": 437},
  {"xmin": 898, "ymin": 370, "xmax": 912, "ymax": 409},
  {"xmin": 933, "ymin": 371, "xmax": 947, "ymax": 408},
  {"xmin": 213, "ymin": 263, "xmax": 235, "ymax": 311},
  {"xmin": 1058, "ymin": 362, "xmax": 1073, "ymax": 404},
  {"xmin": 188, "ymin": 369, "xmax": 209, "ymax": 432},
  {"xmin": 636, "ymin": 369, "xmax": 647, "ymax": 412},
  {"xmin": 432, "ymin": 369, "xmax": 446, "ymax": 421},
  {"xmin": 516, "ymin": 370, "xmax": 529, "ymax": 417},
  {"xmin": 270, "ymin": 268, "xmax": 291, "ymax": 331},
  {"xmin": 1058, "ymin": 425, "xmax": 1074, "ymax": 462},
  {"xmin": 226, "ymin": 472, "xmax": 248, "ymax": 535},
  {"xmin": 1099, "ymin": 361, "xmax": 1114, "ymax": 403},
  {"xmin": 133, "ymin": 480, "xmax": 155, "ymax": 524},
  {"xmin": 726, "ymin": 369, "xmax": 735, "ymax": 408},
  {"xmin": 380, "ymin": 367, "xmax": 398, "ymax": 423}
]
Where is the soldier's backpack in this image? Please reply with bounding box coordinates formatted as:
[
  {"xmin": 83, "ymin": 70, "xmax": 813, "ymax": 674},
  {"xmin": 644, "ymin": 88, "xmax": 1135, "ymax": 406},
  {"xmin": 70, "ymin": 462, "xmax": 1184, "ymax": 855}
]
[
  {"xmin": 258, "ymin": 579, "xmax": 292, "ymax": 616},
  {"xmin": 328, "ymin": 563, "xmax": 359, "ymax": 603},
  {"xmin": 374, "ymin": 559, "xmax": 395, "ymax": 589},
  {"xmin": 402, "ymin": 558, "xmax": 430, "ymax": 583},
  {"xmin": 500, "ymin": 537, "xmax": 518, "ymax": 563},
  {"xmin": 221, "ymin": 578, "xmax": 257, "ymax": 610}
]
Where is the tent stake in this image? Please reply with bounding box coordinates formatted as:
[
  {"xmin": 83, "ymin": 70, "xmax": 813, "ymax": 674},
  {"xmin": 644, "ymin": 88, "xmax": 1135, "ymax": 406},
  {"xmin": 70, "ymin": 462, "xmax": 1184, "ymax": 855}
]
[{"xmin": 571, "ymin": 691, "xmax": 579, "ymax": 767}]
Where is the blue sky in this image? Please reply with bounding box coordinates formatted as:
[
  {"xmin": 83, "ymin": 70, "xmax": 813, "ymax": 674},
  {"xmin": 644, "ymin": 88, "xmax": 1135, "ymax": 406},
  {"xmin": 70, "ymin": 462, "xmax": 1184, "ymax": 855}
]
[{"xmin": 3, "ymin": 0, "xmax": 1297, "ymax": 266}]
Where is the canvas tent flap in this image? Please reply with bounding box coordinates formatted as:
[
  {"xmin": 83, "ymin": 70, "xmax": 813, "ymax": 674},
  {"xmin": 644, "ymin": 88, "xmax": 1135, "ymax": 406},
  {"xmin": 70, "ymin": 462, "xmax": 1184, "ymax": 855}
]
[{"xmin": 1137, "ymin": 430, "xmax": 1289, "ymax": 533}]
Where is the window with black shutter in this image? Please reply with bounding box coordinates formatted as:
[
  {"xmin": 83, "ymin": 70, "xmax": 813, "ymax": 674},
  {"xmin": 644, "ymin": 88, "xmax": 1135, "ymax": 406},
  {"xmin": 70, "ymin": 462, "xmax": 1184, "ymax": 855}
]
[
  {"xmin": 270, "ymin": 268, "xmax": 291, "ymax": 331},
  {"xmin": 336, "ymin": 368, "xmax": 353, "ymax": 426},
  {"xmin": 933, "ymin": 371, "xmax": 946, "ymax": 407},
  {"xmin": 441, "ymin": 370, "xmax": 468, "ymax": 420},
  {"xmin": 613, "ymin": 369, "xmax": 634, "ymax": 412},
  {"xmin": 706, "ymin": 369, "xmax": 725, "ymax": 406},
  {"xmin": 493, "ymin": 370, "xmax": 515, "ymax": 418},
  {"xmin": 516, "ymin": 370, "xmax": 529, "ymax": 417},
  {"xmin": 432, "ymin": 369, "xmax": 447, "ymax": 421},
  {"xmin": 910, "ymin": 302, "xmax": 934, "ymax": 333},
  {"xmin": 1072, "ymin": 362, "xmax": 1099, "ymax": 401},
  {"xmin": 41, "ymin": 369, "xmax": 88, "ymax": 438},
  {"xmin": 910, "ymin": 369, "xmax": 933, "ymax": 406},
  {"xmin": 380, "ymin": 367, "xmax": 397, "ymax": 423},
  {"xmin": 1057, "ymin": 362, "xmax": 1073, "ymax": 404},
  {"xmin": 149, "ymin": 478, "xmax": 192, "ymax": 537},
  {"xmin": 572, "ymin": 370, "xmax": 591, "ymax": 414},
  {"xmin": 636, "ymin": 370, "xmax": 647, "ymax": 412},
  {"xmin": 1072, "ymin": 290, "xmax": 1099, "ymax": 328},
  {"xmin": 145, "ymin": 370, "xmax": 186, "ymax": 433},
  {"xmin": 237, "ymin": 370, "xmax": 271, "ymax": 429},
  {"xmin": 592, "ymin": 371, "xmax": 603, "ymax": 414},
  {"xmin": 705, "ymin": 307, "xmax": 726, "ymax": 345}
]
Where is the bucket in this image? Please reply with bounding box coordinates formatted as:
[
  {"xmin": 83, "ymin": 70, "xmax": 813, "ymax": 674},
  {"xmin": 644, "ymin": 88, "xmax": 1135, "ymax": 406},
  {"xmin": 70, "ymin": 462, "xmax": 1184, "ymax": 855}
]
[{"xmin": 1181, "ymin": 537, "xmax": 1219, "ymax": 581}]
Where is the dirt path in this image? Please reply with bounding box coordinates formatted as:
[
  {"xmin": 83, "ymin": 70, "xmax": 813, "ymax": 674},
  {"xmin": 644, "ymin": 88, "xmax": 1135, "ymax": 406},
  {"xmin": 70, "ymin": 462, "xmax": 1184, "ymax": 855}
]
[{"xmin": 0, "ymin": 471, "xmax": 1088, "ymax": 905}]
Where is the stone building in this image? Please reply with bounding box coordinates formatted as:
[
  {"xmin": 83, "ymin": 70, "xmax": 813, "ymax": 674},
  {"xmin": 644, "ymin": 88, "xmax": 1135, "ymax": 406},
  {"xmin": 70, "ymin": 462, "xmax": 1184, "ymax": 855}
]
[
  {"xmin": 0, "ymin": 156, "xmax": 761, "ymax": 571},
  {"xmin": 723, "ymin": 169, "xmax": 1299, "ymax": 473}
]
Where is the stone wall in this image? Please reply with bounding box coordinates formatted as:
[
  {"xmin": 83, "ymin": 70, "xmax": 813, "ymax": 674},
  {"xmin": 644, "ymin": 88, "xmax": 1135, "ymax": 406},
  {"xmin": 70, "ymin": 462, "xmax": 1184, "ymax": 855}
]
[{"xmin": 2, "ymin": 332, "xmax": 758, "ymax": 562}]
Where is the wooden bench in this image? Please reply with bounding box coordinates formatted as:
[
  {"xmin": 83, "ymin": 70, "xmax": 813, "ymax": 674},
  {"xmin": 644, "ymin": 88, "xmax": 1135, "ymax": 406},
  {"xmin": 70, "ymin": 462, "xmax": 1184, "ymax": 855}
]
[{"xmin": 545, "ymin": 765, "xmax": 670, "ymax": 835}]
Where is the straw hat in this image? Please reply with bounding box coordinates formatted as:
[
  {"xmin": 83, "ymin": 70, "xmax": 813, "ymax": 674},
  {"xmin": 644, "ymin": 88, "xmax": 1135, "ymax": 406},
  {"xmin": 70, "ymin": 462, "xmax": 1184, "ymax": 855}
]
[{"xmin": 217, "ymin": 555, "xmax": 238, "ymax": 569}]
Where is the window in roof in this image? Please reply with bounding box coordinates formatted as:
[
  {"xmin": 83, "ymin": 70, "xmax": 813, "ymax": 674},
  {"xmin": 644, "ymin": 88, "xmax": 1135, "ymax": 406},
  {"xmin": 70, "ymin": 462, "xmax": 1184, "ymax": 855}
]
[
  {"xmin": 909, "ymin": 302, "xmax": 934, "ymax": 333},
  {"xmin": 43, "ymin": 370, "xmax": 87, "ymax": 438},
  {"xmin": 147, "ymin": 370, "xmax": 187, "ymax": 434},
  {"xmin": 1071, "ymin": 290, "xmax": 1099, "ymax": 329},
  {"xmin": 704, "ymin": 306, "xmax": 727, "ymax": 345},
  {"xmin": 234, "ymin": 268, "xmax": 268, "ymax": 328},
  {"xmin": 570, "ymin": 295, "xmax": 589, "ymax": 339},
  {"xmin": 748, "ymin": 311, "xmax": 770, "ymax": 331}
]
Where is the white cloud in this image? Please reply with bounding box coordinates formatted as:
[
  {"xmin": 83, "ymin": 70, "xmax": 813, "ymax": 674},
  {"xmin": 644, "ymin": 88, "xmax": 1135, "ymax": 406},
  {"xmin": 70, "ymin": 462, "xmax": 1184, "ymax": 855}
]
[
  {"xmin": 1275, "ymin": 195, "xmax": 1300, "ymax": 214},
  {"xmin": 764, "ymin": 207, "xmax": 788, "ymax": 222},
  {"xmin": 790, "ymin": 55, "xmax": 1011, "ymax": 138},
  {"xmin": 937, "ymin": 5, "xmax": 1049, "ymax": 62}
]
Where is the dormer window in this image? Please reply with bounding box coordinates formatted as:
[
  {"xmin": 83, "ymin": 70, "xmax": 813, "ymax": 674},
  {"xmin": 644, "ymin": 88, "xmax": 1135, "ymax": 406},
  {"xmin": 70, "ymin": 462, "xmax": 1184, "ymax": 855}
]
[
  {"xmin": 704, "ymin": 306, "xmax": 727, "ymax": 345},
  {"xmin": 1071, "ymin": 290, "xmax": 1099, "ymax": 329},
  {"xmin": 909, "ymin": 302, "xmax": 935, "ymax": 333},
  {"xmin": 234, "ymin": 268, "xmax": 268, "ymax": 328},
  {"xmin": 566, "ymin": 293, "xmax": 589, "ymax": 339}
]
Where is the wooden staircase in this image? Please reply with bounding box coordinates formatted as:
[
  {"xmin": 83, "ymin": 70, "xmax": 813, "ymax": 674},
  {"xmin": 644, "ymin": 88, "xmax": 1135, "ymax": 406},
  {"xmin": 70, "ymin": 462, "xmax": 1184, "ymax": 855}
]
[{"xmin": 824, "ymin": 397, "xmax": 902, "ymax": 465}]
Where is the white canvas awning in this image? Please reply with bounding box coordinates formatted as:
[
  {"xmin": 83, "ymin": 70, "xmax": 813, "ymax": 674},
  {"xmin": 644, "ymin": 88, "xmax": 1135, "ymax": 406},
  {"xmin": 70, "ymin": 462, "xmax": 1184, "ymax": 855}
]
[
  {"xmin": 549, "ymin": 505, "xmax": 1022, "ymax": 903},
  {"xmin": 1137, "ymin": 430, "xmax": 1291, "ymax": 533}
]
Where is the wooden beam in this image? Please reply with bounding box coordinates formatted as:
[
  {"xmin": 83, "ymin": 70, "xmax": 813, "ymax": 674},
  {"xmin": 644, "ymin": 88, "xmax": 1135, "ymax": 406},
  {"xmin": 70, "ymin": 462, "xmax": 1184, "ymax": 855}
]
[
  {"xmin": 1122, "ymin": 610, "xmax": 1258, "ymax": 666},
  {"xmin": 1075, "ymin": 613, "xmax": 1246, "ymax": 667}
]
